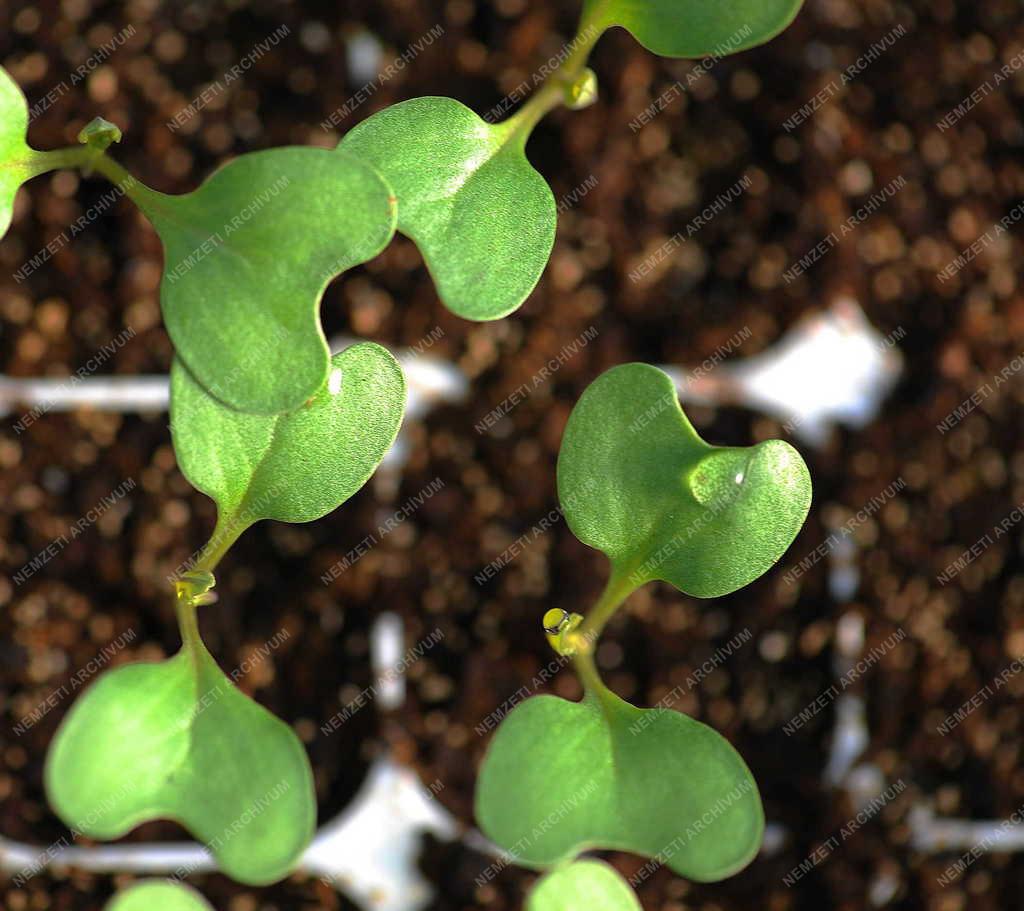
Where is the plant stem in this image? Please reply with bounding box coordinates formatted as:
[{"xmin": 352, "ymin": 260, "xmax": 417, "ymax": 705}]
[
  {"xmin": 573, "ymin": 648, "xmax": 608, "ymax": 697},
  {"xmin": 172, "ymin": 514, "xmax": 248, "ymax": 654},
  {"xmin": 24, "ymin": 146, "xmax": 166, "ymax": 215},
  {"xmin": 23, "ymin": 146, "xmax": 92, "ymax": 175},
  {"xmin": 499, "ymin": 13, "xmax": 604, "ymax": 144},
  {"xmin": 175, "ymin": 595, "xmax": 203, "ymax": 653},
  {"xmin": 568, "ymin": 567, "xmax": 639, "ymax": 699},
  {"xmin": 192, "ymin": 513, "xmax": 247, "ymax": 576},
  {"xmin": 578, "ymin": 568, "xmax": 639, "ymax": 644}
]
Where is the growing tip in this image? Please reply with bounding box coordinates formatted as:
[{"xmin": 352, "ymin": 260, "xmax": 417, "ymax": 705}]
[
  {"xmin": 77, "ymin": 116, "xmax": 122, "ymax": 152},
  {"xmin": 564, "ymin": 68, "xmax": 598, "ymax": 110},
  {"xmin": 543, "ymin": 608, "xmax": 586, "ymax": 657},
  {"xmin": 175, "ymin": 570, "xmax": 217, "ymax": 607}
]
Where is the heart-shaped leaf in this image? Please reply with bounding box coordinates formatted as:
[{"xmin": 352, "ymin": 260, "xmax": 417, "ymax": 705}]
[
  {"xmin": 476, "ymin": 691, "xmax": 763, "ymax": 882},
  {"xmin": 557, "ymin": 363, "xmax": 811, "ymax": 598},
  {"xmin": 140, "ymin": 148, "xmax": 397, "ymax": 414},
  {"xmin": 528, "ymin": 860, "xmax": 641, "ymax": 911},
  {"xmin": 105, "ymin": 882, "xmax": 214, "ymax": 911},
  {"xmin": 583, "ymin": 0, "xmax": 805, "ymax": 59},
  {"xmin": 170, "ymin": 342, "xmax": 405, "ymax": 534},
  {"xmin": 46, "ymin": 644, "xmax": 315, "ymax": 885},
  {"xmin": 0, "ymin": 66, "xmax": 37, "ymax": 240},
  {"xmin": 338, "ymin": 97, "xmax": 556, "ymax": 320}
]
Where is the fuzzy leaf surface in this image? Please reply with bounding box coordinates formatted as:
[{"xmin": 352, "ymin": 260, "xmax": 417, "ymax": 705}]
[
  {"xmin": 583, "ymin": 0, "xmax": 805, "ymax": 58},
  {"xmin": 170, "ymin": 342, "xmax": 405, "ymax": 529},
  {"xmin": 46, "ymin": 647, "xmax": 315, "ymax": 886},
  {"xmin": 142, "ymin": 148, "xmax": 396, "ymax": 414},
  {"xmin": 557, "ymin": 363, "xmax": 811, "ymax": 597},
  {"xmin": 338, "ymin": 97, "xmax": 555, "ymax": 321},
  {"xmin": 476, "ymin": 692, "xmax": 763, "ymax": 882}
]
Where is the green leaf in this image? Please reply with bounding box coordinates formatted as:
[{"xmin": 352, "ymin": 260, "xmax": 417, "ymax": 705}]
[
  {"xmin": 105, "ymin": 882, "xmax": 214, "ymax": 911},
  {"xmin": 476, "ymin": 691, "xmax": 763, "ymax": 882},
  {"xmin": 170, "ymin": 342, "xmax": 405, "ymax": 530},
  {"xmin": 338, "ymin": 97, "xmax": 556, "ymax": 321},
  {"xmin": 45, "ymin": 644, "xmax": 315, "ymax": 886},
  {"xmin": 140, "ymin": 148, "xmax": 396, "ymax": 414},
  {"xmin": 557, "ymin": 363, "xmax": 811, "ymax": 598},
  {"xmin": 582, "ymin": 0, "xmax": 805, "ymax": 58},
  {"xmin": 0, "ymin": 66, "xmax": 35, "ymax": 240},
  {"xmin": 528, "ymin": 861, "xmax": 642, "ymax": 911}
]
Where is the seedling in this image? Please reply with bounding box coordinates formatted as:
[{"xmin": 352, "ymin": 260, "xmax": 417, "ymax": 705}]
[
  {"xmin": 2, "ymin": 0, "xmax": 809, "ymax": 904},
  {"xmin": 0, "ymin": 0, "xmax": 803, "ymax": 413},
  {"xmin": 45, "ymin": 344, "xmax": 404, "ymax": 883},
  {"xmin": 477, "ymin": 364, "xmax": 811, "ymax": 884}
]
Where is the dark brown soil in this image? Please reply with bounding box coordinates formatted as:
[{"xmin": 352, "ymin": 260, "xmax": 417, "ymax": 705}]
[{"xmin": 3, "ymin": 0, "xmax": 1024, "ymax": 909}]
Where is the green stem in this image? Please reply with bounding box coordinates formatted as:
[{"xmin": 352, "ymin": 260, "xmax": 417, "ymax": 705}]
[
  {"xmin": 24, "ymin": 146, "xmax": 167, "ymax": 215},
  {"xmin": 172, "ymin": 513, "xmax": 249, "ymax": 654},
  {"xmin": 579, "ymin": 568, "xmax": 639, "ymax": 644},
  {"xmin": 191, "ymin": 512, "xmax": 247, "ymax": 576},
  {"xmin": 573, "ymin": 648, "xmax": 607, "ymax": 697},
  {"xmin": 498, "ymin": 11, "xmax": 605, "ymax": 145},
  {"xmin": 175, "ymin": 594, "xmax": 203, "ymax": 653},
  {"xmin": 568, "ymin": 567, "xmax": 640, "ymax": 699},
  {"xmin": 23, "ymin": 146, "xmax": 92, "ymax": 175}
]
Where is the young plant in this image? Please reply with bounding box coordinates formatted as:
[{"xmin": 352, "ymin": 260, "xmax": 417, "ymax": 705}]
[
  {"xmin": 2, "ymin": 0, "xmax": 809, "ymax": 902},
  {"xmin": 44, "ymin": 345, "xmax": 405, "ymax": 883},
  {"xmin": 476, "ymin": 364, "xmax": 811, "ymax": 890},
  {"xmin": 0, "ymin": 0, "xmax": 803, "ymax": 414}
]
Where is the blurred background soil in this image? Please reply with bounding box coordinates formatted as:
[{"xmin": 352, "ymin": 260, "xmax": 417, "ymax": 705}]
[{"xmin": 2, "ymin": 0, "xmax": 1024, "ymax": 908}]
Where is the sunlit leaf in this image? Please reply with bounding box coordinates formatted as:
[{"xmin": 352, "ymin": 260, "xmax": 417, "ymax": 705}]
[
  {"xmin": 170, "ymin": 342, "xmax": 405, "ymax": 530},
  {"xmin": 338, "ymin": 97, "xmax": 556, "ymax": 321},
  {"xmin": 46, "ymin": 644, "xmax": 315, "ymax": 886},
  {"xmin": 105, "ymin": 881, "xmax": 214, "ymax": 911},
  {"xmin": 557, "ymin": 363, "xmax": 811, "ymax": 597},
  {"xmin": 140, "ymin": 148, "xmax": 397, "ymax": 414},
  {"xmin": 476, "ymin": 691, "xmax": 763, "ymax": 882},
  {"xmin": 528, "ymin": 860, "xmax": 642, "ymax": 911},
  {"xmin": 0, "ymin": 66, "xmax": 36, "ymax": 240},
  {"xmin": 583, "ymin": 0, "xmax": 805, "ymax": 58}
]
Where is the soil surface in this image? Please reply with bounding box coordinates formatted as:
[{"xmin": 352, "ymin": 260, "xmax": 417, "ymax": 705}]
[{"xmin": 3, "ymin": 0, "xmax": 1024, "ymax": 909}]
